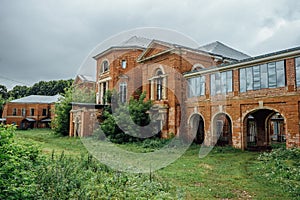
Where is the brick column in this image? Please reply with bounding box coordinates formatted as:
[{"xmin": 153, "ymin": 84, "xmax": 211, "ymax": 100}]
[{"xmin": 286, "ymin": 58, "xmax": 296, "ymax": 92}]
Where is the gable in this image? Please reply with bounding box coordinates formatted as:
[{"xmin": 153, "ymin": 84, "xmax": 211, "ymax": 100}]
[{"xmin": 138, "ymin": 42, "xmax": 173, "ymax": 62}]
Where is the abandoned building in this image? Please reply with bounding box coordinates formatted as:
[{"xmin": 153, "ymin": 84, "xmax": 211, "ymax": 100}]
[
  {"xmin": 69, "ymin": 36, "xmax": 300, "ymax": 150},
  {"xmin": 2, "ymin": 94, "xmax": 61, "ymax": 129}
]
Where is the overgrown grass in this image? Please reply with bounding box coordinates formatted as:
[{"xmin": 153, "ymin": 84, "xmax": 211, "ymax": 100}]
[
  {"xmin": 13, "ymin": 129, "xmax": 299, "ymax": 199},
  {"xmin": 14, "ymin": 129, "xmax": 87, "ymax": 155}
]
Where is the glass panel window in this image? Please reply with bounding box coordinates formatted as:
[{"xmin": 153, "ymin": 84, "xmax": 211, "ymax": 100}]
[
  {"xmin": 260, "ymin": 64, "xmax": 268, "ymax": 89},
  {"xmin": 210, "ymin": 74, "xmax": 216, "ymax": 95},
  {"xmin": 121, "ymin": 60, "xmax": 127, "ymax": 69},
  {"xmin": 211, "ymin": 71, "xmax": 232, "ymax": 95},
  {"xmin": 296, "ymin": 57, "xmax": 300, "ymax": 86},
  {"xmin": 276, "ymin": 61, "xmax": 285, "ymax": 87},
  {"xmin": 188, "ymin": 76, "xmax": 205, "ymax": 97},
  {"xmin": 200, "ymin": 76, "xmax": 206, "ymax": 96},
  {"xmin": 268, "ymin": 62, "xmax": 277, "ymax": 88},
  {"xmin": 221, "ymin": 72, "xmax": 227, "ymax": 94},
  {"xmin": 215, "ymin": 73, "xmax": 221, "ymax": 94},
  {"xmin": 253, "ymin": 66, "xmax": 261, "ymax": 90},
  {"xmin": 13, "ymin": 108, "xmax": 17, "ymax": 116},
  {"xmin": 157, "ymin": 78, "xmax": 163, "ymax": 100},
  {"xmin": 240, "ymin": 60, "xmax": 285, "ymax": 92},
  {"xmin": 102, "ymin": 60, "xmax": 109, "ymax": 72},
  {"xmin": 226, "ymin": 71, "xmax": 233, "ymax": 93},
  {"xmin": 240, "ymin": 68, "xmax": 246, "ymax": 92},
  {"xmin": 22, "ymin": 108, "xmax": 26, "ymax": 116},
  {"xmin": 30, "ymin": 108, "xmax": 35, "ymax": 116},
  {"xmin": 246, "ymin": 67, "xmax": 253, "ymax": 91},
  {"xmin": 119, "ymin": 82, "xmax": 127, "ymax": 103},
  {"xmin": 42, "ymin": 108, "xmax": 47, "ymax": 116}
]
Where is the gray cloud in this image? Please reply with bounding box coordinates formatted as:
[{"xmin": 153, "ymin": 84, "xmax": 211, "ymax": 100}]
[{"xmin": 0, "ymin": 0, "xmax": 299, "ymax": 89}]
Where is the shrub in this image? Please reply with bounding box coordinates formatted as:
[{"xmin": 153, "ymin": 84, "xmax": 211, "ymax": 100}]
[
  {"xmin": 257, "ymin": 147, "xmax": 300, "ymax": 198},
  {"xmin": 0, "ymin": 125, "xmax": 41, "ymax": 200}
]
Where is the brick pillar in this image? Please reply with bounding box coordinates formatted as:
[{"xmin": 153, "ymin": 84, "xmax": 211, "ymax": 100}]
[
  {"xmin": 69, "ymin": 111, "xmax": 74, "ymax": 137},
  {"xmin": 233, "ymin": 69, "xmax": 239, "ymax": 96},
  {"xmin": 286, "ymin": 58, "xmax": 296, "ymax": 92}
]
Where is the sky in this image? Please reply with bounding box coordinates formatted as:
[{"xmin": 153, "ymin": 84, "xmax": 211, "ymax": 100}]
[{"xmin": 0, "ymin": 0, "xmax": 300, "ymax": 90}]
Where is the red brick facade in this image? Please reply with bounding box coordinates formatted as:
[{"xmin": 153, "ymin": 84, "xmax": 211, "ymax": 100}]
[
  {"xmin": 70, "ymin": 37, "xmax": 300, "ymax": 149},
  {"xmin": 2, "ymin": 95, "xmax": 59, "ymax": 129}
]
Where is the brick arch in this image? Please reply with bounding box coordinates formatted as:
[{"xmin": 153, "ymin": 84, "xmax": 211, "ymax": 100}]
[
  {"xmin": 188, "ymin": 113, "xmax": 205, "ymax": 144},
  {"xmin": 211, "ymin": 112, "xmax": 233, "ymax": 146},
  {"xmin": 151, "ymin": 65, "xmax": 166, "ymax": 76},
  {"xmin": 100, "ymin": 59, "xmax": 110, "ymax": 73},
  {"xmin": 187, "ymin": 112, "xmax": 205, "ymax": 127},
  {"xmin": 242, "ymin": 107, "xmax": 287, "ymax": 149},
  {"xmin": 191, "ymin": 63, "xmax": 205, "ymax": 71}
]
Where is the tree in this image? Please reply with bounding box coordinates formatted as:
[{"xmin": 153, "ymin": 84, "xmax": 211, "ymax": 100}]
[
  {"xmin": 0, "ymin": 85, "xmax": 8, "ymax": 117},
  {"xmin": 52, "ymin": 85, "xmax": 95, "ymax": 136},
  {"xmin": 98, "ymin": 91, "xmax": 155, "ymax": 143},
  {"xmin": 29, "ymin": 79, "xmax": 73, "ymax": 96},
  {"xmin": 0, "ymin": 85, "xmax": 8, "ymax": 100},
  {"xmin": 8, "ymin": 85, "xmax": 29, "ymax": 99}
]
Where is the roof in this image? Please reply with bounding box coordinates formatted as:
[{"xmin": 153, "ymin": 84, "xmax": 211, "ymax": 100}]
[
  {"xmin": 94, "ymin": 36, "xmax": 250, "ymax": 62},
  {"xmin": 76, "ymin": 74, "xmax": 95, "ymax": 82},
  {"xmin": 184, "ymin": 45, "xmax": 300, "ymax": 77},
  {"xmin": 119, "ymin": 36, "xmax": 152, "ymax": 48},
  {"xmin": 25, "ymin": 118, "xmax": 36, "ymax": 122},
  {"xmin": 10, "ymin": 94, "xmax": 62, "ymax": 104},
  {"xmin": 198, "ymin": 41, "xmax": 250, "ymax": 61}
]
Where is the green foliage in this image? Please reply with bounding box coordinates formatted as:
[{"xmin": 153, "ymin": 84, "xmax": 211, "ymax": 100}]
[
  {"xmin": 257, "ymin": 148, "xmax": 300, "ymax": 198},
  {"xmin": 0, "ymin": 85, "xmax": 8, "ymax": 99},
  {"xmin": 0, "ymin": 125, "xmax": 41, "ymax": 199},
  {"xmin": 35, "ymin": 152, "xmax": 176, "ymax": 199},
  {"xmin": 52, "ymin": 87, "xmax": 73, "ymax": 135},
  {"xmin": 8, "ymin": 85, "xmax": 30, "ymax": 99},
  {"xmin": 7, "ymin": 79, "xmax": 73, "ymax": 100},
  {"xmin": 29, "ymin": 79, "xmax": 73, "ymax": 96},
  {"xmin": 0, "ymin": 125, "xmax": 177, "ymax": 199},
  {"xmin": 98, "ymin": 91, "xmax": 155, "ymax": 143},
  {"xmin": 52, "ymin": 85, "xmax": 95, "ymax": 136}
]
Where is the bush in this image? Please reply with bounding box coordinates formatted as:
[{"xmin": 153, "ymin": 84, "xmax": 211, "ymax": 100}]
[
  {"xmin": 257, "ymin": 147, "xmax": 300, "ymax": 198},
  {"xmin": 0, "ymin": 125, "xmax": 177, "ymax": 199},
  {"xmin": 0, "ymin": 125, "xmax": 41, "ymax": 199}
]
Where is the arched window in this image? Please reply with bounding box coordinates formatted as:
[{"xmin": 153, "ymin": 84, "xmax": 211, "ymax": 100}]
[
  {"xmin": 150, "ymin": 68, "xmax": 167, "ymax": 101},
  {"xmin": 102, "ymin": 60, "xmax": 109, "ymax": 73}
]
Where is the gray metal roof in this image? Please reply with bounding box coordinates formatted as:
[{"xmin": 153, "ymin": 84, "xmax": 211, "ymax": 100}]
[
  {"xmin": 10, "ymin": 94, "xmax": 62, "ymax": 104},
  {"xmin": 77, "ymin": 74, "xmax": 95, "ymax": 82},
  {"xmin": 198, "ymin": 41, "xmax": 251, "ymax": 61},
  {"xmin": 119, "ymin": 36, "xmax": 152, "ymax": 48}
]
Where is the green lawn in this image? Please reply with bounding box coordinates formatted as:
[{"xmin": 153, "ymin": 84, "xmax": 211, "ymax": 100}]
[{"xmin": 14, "ymin": 129, "xmax": 293, "ymax": 199}]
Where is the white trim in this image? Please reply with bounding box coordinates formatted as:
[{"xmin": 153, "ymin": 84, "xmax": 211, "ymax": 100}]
[{"xmin": 98, "ymin": 76, "xmax": 112, "ymax": 83}]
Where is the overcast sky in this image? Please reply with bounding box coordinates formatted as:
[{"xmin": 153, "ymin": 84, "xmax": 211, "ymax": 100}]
[{"xmin": 0, "ymin": 0, "xmax": 300, "ymax": 90}]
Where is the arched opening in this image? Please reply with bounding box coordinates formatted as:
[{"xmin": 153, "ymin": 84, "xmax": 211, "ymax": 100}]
[
  {"xmin": 101, "ymin": 60, "xmax": 109, "ymax": 73},
  {"xmin": 213, "ymin": 113, "xmax": 232, "ymax": 146},
  {"xmin": 150, "ymin": 67, "xmax": 167, "ymax": 101},
  {"xmin": 189, "ymin": 114, "xmax": 205, "ymax": 144},
  {"xmin": 244, "ymin": 109, "xmax": 286, "ymax": 150}
]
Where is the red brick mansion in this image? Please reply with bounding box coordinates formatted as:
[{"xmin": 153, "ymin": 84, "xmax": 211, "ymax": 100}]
[{"xmin": 70, "ymin": 36, "xmax": 300, "ymax": 150}]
